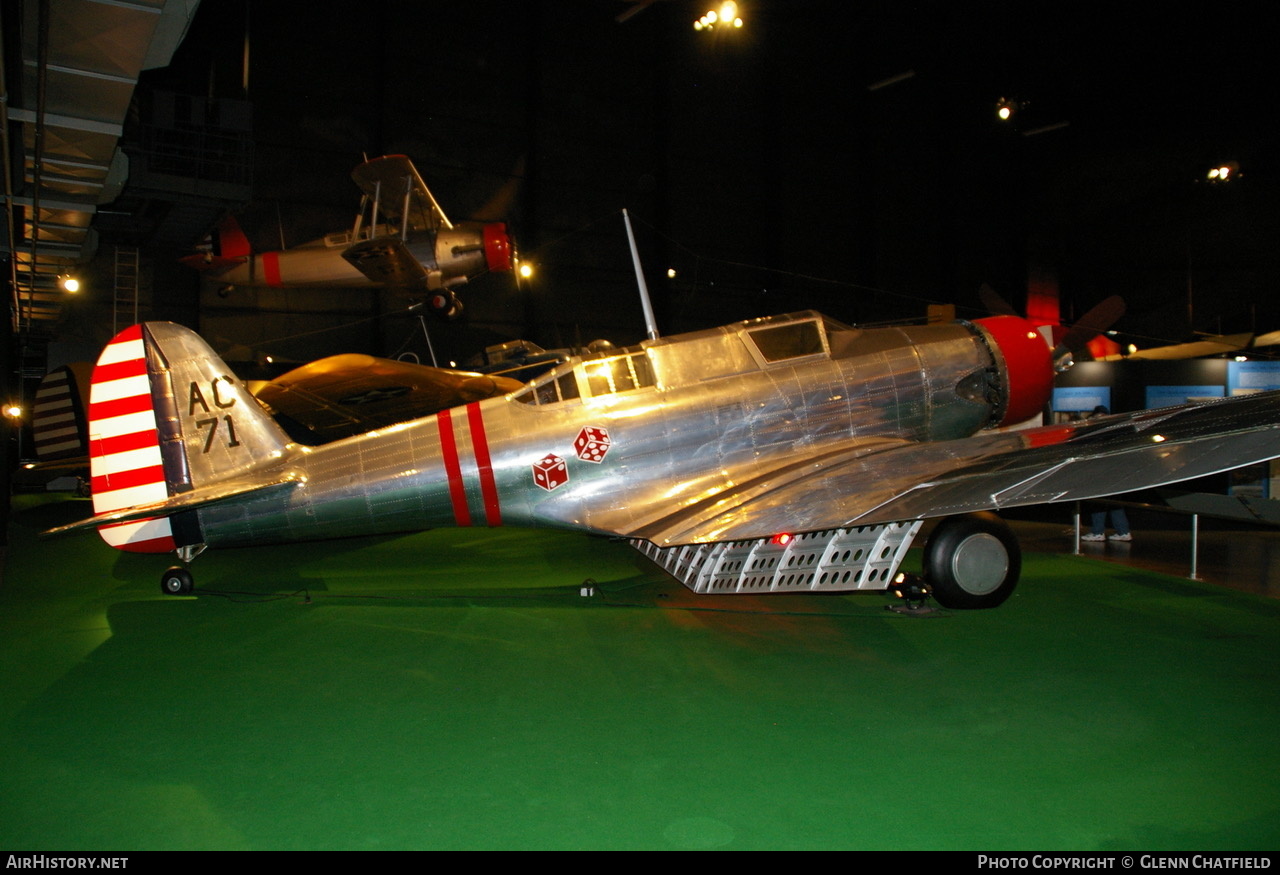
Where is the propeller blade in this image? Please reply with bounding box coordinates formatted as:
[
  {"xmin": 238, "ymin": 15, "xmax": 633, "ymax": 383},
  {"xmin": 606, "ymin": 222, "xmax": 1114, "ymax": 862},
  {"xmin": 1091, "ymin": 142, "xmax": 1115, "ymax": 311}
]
[
  {"xmin": 1052, "ymin": 295, "xmax": 1126, "ymax": 370},
  {"xmin": 473, "ymin": 155, "xmax": 525, "ymax": 223},
  {"xmin": 1058, "ymin": 295, "xmax": 1126, "ymax": 352},
  {"xmin": 978, "ymin": 283, "xmax": 1019, "ymax": 316}
]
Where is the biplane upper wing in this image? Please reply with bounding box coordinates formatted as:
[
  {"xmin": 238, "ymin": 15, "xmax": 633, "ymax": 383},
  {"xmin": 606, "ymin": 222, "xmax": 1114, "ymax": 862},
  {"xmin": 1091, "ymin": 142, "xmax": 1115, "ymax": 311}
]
[
  {"xmin": 350, "ymin": 154, "xmax": 451, "ymax": 233},
  {"xmin": 632, "ymin": 392, "xmax": 1280, "ymax": 547},
  {"xmin": 250, "ymin": 354, "xmax": 525, "ymax": 443}
]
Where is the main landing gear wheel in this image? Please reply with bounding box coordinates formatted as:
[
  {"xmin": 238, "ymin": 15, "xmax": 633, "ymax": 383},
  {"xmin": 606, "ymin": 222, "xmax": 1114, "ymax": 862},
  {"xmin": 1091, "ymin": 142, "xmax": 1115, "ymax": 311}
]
[
  {"xmin": 160, "ymin": 566, "xmax": 194, "ymax": 596},
  {"xmin": 922, "ymin": 512, "xmax": 1020, "ymax": 609}
]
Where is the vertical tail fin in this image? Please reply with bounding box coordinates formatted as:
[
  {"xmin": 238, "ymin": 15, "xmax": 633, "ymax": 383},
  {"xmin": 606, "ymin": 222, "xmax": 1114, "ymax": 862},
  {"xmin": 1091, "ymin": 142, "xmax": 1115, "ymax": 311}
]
[
  {"xmin": 88, "ymin": 323, "xmax": 291, "ymax": 553},
  {"xmin": 215, "ymin": 213, "xmax": 252, "ymax": 260},
  {"xmin": 32, "ymin": 363, "xmax": 91, "ymax": 462},
  {"xmin": 181, "ymin": 214, "xmax": 252, "ymax": 272}
]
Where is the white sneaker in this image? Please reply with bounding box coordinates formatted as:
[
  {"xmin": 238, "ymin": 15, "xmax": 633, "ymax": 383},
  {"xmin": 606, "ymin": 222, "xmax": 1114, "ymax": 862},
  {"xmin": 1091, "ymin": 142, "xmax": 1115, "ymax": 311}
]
[
  {"xmin": 1109, "ymin": 533, "xmax": 1132, "ymax": 542},
  {"xmin": 1081, "ymin": 533, "xmax": 1105, "ymax": 542}
]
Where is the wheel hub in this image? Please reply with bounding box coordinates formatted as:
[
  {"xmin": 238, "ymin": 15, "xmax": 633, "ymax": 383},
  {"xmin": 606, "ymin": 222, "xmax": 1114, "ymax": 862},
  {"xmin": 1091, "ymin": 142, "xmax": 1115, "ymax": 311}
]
[{"xmin": 950, "ymin": 533, "xmax": 1009, "ymax": 595}]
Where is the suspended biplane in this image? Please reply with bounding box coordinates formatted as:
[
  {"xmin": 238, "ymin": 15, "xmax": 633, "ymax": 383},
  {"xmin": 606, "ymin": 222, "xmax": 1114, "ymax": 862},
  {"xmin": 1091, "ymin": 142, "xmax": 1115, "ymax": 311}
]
[{"xmin": 183, "ymin": 155, "xmax": 514, "ymax": 317}]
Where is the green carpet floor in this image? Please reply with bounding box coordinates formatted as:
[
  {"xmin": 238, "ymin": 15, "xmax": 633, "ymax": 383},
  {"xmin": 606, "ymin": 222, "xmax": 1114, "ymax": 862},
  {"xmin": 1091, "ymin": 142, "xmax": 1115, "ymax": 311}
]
[{"xmin": 2, "ymin": 493, "xmax": 1278, "ymax": 850}]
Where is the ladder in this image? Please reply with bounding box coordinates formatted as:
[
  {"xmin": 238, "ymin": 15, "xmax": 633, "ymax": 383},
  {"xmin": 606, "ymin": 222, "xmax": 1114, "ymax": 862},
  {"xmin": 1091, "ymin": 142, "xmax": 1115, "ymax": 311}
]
[{"xmin": 113, "ymin": 246, "xmax": 140, "ymax": 334}]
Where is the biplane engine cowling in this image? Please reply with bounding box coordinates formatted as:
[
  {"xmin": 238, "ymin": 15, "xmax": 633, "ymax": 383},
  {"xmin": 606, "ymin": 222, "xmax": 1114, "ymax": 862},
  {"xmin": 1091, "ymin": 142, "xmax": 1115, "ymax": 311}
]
[
  {"xmin": 482, "ymin": 222, "xmax": 513, "ymax": 273},
  {"xmin": 972, "ymin": 315, "xmax": 1054, "ymax": 427},
  {"xmin": 432, "ymin": 222, "xmax": 513, "ymax": 289}
]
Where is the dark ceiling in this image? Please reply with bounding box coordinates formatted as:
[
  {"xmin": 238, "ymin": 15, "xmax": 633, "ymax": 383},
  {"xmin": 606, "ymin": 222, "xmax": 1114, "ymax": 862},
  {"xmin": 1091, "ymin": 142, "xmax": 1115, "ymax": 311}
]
[{"xmin": 15, "ymin": 0, "xmax": 1280, "ymax": 369}]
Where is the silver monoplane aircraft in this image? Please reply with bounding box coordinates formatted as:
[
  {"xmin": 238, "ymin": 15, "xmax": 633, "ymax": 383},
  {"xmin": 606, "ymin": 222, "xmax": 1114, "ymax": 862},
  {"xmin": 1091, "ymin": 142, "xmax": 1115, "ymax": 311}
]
[
  {"xmin": 183, "ymin": 155, "xmax": 514, "ymax": 317},
  {"xmin": 47, "ymin": 310, "xmax": 1280, "ymax": 608}
]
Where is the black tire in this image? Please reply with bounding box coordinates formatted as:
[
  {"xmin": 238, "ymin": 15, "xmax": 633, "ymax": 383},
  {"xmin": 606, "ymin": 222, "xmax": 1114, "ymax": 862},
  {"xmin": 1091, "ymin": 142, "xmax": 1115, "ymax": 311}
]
[
  {"xmin": 922, "ymin": 512, "xmax": 1020, "ymax": 609},
  {"xmin": 161, "ymin": 566, "xmax": 194, "ymax": 596}
]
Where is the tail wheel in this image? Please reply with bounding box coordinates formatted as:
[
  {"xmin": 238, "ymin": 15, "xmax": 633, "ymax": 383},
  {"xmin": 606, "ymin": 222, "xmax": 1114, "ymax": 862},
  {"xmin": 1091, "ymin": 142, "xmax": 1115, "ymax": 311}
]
[
  {"xmin": 161, "ymin": 566, "xmax": 194, "ymax": 596},
  {"xmin": 923, "ymin": 512, "xmax": 1020, "ymax": 609}
]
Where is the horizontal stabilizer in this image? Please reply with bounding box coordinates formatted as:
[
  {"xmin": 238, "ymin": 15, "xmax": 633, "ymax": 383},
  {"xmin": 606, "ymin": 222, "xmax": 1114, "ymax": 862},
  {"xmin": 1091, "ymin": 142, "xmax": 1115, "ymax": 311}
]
[{"xmin": 44, "ymin": 473, "xmax": 301, "ymax": 539}]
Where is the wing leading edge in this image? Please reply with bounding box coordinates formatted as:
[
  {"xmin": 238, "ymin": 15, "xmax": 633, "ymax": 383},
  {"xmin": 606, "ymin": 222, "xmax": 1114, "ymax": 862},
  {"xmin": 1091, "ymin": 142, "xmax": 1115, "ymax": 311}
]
[{"xmin": 632, "ymin": 391, "xmax": 1280, "ymax": 547}]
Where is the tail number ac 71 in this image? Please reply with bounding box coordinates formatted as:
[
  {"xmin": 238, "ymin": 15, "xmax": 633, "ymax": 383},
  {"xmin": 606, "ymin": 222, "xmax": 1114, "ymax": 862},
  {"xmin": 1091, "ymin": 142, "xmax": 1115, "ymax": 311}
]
[{"xmin": 189, "ymin": 378, "xmax": 242, "ymax": 454}]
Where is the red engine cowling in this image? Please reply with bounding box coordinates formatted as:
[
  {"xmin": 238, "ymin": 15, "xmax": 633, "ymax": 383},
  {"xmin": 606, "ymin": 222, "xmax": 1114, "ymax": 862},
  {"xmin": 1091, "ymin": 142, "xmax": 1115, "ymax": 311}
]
[
  {"xmin": 483, "ymin": 222, "xmax": 513, "ymax": 273},
  {"xmin": 973, "ymin": 315, "xmax": 1053, "ymax": 427}
]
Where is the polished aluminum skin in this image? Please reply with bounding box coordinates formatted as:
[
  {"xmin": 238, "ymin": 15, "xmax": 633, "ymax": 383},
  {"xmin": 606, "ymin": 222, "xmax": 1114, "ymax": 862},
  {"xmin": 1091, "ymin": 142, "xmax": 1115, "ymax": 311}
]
[
  {"xmin": 119, "ymin": 313, "xmax": 1000, "ymax": 548},
  {"xmin": 52, "ymin": 312, "xmax": 1280, "ymax": 595}
]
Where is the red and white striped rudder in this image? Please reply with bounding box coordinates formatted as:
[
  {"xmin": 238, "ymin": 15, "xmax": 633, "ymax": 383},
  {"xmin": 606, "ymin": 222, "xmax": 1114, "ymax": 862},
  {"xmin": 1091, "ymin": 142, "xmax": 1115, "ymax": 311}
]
[{"xmin": 87, "ymin": 325, "xmax": 175, "ymax": 552}]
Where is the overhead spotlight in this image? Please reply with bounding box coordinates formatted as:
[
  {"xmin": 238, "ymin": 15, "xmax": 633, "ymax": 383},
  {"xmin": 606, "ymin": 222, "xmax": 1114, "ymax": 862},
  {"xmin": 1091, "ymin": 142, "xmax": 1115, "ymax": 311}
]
[
  {"xmin": 4, "ymin": 404, "xmax": 22, "ymax": 419},
  {"xmin": 58, "ymin": 275, "xmax": 80, "ymax": 293},
  {"xmin": 518, "ymin": 262, "xmax": 534, "ymax": 279},
  {"xmin": 694, "ymin": 2, "xmax": 743, "ymax": 31},
  {"xmin": 666, "ymin": 267, "xmax": 677, "ymax": 279},
  {"xmin": 993, "ymin": 97, "xmax": 1024, "ymax": 122},
  {"xmin": 1207, "ymin": 161, "xmax": 1240, "ymax": 182}
]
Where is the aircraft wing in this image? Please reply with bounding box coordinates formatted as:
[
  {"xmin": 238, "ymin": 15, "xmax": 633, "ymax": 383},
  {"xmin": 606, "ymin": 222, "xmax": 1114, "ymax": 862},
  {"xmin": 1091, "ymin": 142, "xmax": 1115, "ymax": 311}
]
[
  {"xmin": 251, "ymin": 354, "xmax": 525, "ymax": 443},
  {"xmin": 632, "ymin": 391, "xmax": 1280, "ymax": 547},
  {"xmin": 342, "ymin": 235, "xmax": 431, "ymax": 286},
  {"xmin": 1098, "ymin": 333, "xmax": 1253, "ymax": 361},
  {"xmin": 350, "ymin": 154, "xmax": 450, "ymax": 232}
]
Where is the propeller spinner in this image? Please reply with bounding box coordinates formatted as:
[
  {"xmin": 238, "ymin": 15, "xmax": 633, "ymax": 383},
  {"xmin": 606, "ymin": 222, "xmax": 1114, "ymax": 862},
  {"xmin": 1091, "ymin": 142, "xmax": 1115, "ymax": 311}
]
[{"xmin": 973, "ymin": 295, "xmax": 1126, "ymax": 426}]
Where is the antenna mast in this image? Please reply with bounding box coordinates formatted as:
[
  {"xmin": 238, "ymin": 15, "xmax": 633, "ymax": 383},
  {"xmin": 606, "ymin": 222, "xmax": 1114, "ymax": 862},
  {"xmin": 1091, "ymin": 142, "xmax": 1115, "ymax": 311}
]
[{"xmin": 623, "ymin": 209, "xmax": 659, "ymax": 340}]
